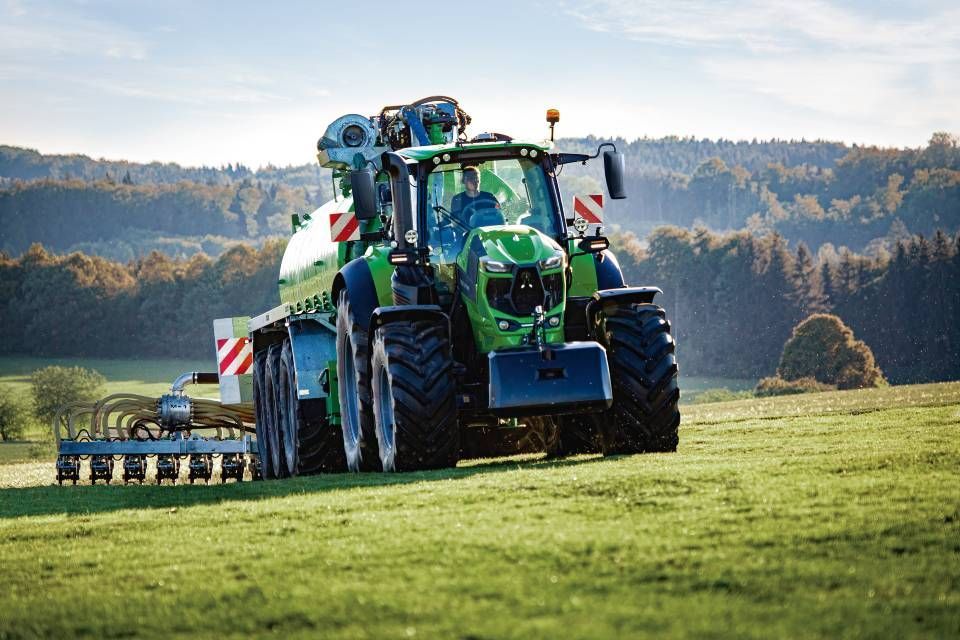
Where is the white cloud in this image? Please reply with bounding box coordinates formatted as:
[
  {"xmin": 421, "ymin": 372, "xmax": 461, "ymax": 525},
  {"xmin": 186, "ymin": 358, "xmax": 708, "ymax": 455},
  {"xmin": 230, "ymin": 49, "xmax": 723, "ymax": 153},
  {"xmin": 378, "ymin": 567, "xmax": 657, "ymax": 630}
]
[
  {"xmin": 0, "ymin": 3, "xmax": 148, "ymax": 60},
  {"xmin": 564, "ymin": 1, "xmax": 960, "ymax": 139}
]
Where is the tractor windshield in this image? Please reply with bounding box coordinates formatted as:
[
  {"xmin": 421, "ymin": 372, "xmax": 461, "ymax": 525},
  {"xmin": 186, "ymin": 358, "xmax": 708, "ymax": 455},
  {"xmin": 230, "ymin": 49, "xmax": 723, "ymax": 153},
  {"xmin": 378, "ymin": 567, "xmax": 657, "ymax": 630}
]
[{"xmin": 424, "ymin": 157, "xmax": 560, "ymax": 260}]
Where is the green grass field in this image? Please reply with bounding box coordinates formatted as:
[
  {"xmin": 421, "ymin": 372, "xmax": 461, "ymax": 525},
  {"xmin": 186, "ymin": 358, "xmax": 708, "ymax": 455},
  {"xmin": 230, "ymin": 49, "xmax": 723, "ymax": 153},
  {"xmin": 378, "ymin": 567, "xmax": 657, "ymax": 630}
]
[
  {"xmin": 0, "ymin": 382, "xmax": 957, "ymax": 638},
  {"xmin": 0, "ymin": 356, "xmax": 219, "ymax": 399}
]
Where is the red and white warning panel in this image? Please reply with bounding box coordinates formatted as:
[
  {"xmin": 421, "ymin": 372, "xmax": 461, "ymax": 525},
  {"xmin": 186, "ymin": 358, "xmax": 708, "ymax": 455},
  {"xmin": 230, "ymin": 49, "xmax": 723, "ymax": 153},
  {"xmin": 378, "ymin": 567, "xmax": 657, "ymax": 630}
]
[
  {"xmin": 573, "ymin": 194, "xmax": 604, "ymax": 224},
  {"xmin": 213, "ymin": 316, "xmax": 253, "ymax": 405},
  {"xmin": 216, "ymin": 337, "xmax": 252, "ymax": 375},
  {"xmin": 330, "ymin": 211, "xmax": 361, "ymax": 242}
]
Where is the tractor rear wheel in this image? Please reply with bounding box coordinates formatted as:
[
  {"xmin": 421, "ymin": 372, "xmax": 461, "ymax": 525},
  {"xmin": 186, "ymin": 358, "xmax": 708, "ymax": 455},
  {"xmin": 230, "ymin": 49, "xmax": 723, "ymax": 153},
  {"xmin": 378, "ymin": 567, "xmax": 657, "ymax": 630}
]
[
  {"xmin": 546, "ymin": 414, "xmax": 602, "ymax": 457},
  {"xmin": 370, "ymin": 319, "xmax": 459, "ymax": 472},
  {"xmin": 336, "ymin": 291, "xmax": 380, "ymax": 472},
  {"xmin": 595, "ymin": 302, "xmax": 680, "ymax": 454}
]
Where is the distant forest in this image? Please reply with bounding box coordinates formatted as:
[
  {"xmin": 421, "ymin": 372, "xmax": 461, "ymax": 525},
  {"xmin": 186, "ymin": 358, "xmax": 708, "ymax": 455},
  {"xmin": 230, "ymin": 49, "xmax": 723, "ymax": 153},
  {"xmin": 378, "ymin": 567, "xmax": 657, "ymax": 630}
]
[
  {"xmin": 1, "ymin": 135, "xmax": 957, "ymax": 383},
  {"xmin": 2, "ymin": 228, "xmax": 957, "ymax": 385},
  {"xmin": 2, "ymin": 134, "xmax": 957, "ymax": 261}
]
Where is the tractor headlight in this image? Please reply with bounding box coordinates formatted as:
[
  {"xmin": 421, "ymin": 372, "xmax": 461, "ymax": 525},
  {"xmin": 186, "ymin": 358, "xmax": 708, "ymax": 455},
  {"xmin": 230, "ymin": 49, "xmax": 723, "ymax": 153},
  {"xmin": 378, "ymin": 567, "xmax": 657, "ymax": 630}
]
[
  {"xmin": 480, "ymin": 257, "xmax": 511, "ymax": 273},
  {"xmin": 539, "ymin": 253, "xmax": 563, "ymax": 271}
]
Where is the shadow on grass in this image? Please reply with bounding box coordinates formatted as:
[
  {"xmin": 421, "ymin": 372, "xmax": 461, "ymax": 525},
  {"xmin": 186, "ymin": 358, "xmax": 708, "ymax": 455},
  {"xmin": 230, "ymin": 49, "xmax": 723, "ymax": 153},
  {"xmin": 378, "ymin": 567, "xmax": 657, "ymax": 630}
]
[{"xmin": 0, "ymin": 455, "xmax": 606, "ymax": 519}]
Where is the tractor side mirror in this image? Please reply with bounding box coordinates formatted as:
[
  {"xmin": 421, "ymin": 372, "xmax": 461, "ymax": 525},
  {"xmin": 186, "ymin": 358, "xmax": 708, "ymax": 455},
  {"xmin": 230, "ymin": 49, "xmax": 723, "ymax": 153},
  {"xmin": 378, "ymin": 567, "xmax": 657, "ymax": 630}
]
[
  {"xmin": 350, "ymin": 168, "xmax": 378, "ymax": 220},
  {"xmin": 603, "ymin": 150, "xmax": 626, "ymax": 200}
]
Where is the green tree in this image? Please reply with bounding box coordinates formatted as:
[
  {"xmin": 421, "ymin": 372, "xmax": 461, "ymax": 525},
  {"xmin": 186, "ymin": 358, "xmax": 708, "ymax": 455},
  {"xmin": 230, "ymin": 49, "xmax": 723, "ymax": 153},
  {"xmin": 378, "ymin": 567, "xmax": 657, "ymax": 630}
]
[
  {"xmin": 0, "ymin": 388, "xmax": 33, "ymax": 441},
  {"xmin": 777, "ymin": 314, "xmax": 886, "ymax": 389},
  {"xmin": 30, "ymin": 366, "xmax": 106, "ymax": 426}
]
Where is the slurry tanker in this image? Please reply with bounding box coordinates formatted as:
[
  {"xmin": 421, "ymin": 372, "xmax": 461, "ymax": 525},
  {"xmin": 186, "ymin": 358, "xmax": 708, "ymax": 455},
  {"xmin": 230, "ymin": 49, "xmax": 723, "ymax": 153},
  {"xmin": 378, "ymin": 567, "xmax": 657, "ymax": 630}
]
[{"xmin": 54, "ymin": 96, "xmax": 680, "ymax": 484}]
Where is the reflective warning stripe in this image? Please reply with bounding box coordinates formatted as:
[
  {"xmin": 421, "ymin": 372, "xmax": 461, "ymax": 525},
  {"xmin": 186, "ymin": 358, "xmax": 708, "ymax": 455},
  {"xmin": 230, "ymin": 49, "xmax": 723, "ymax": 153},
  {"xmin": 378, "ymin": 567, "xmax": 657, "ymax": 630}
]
[
  {"xmin": 573, "ymin": 194, "xmax": 604, "ymax": 224},
  {"xmin": 216, "ymin": 338, "xmax": 252, "ymax": 375},
  {"xmin": 330, "ymin": 212, "xmax": 361, "ymax": 242}
]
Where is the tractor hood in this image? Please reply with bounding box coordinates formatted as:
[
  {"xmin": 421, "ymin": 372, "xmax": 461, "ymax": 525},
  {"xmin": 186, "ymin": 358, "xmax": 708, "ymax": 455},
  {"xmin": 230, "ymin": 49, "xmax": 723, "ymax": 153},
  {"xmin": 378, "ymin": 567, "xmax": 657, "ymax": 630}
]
[{"xmin": 459, "ymin": 225, "xmax": 563, "ymax": 268}]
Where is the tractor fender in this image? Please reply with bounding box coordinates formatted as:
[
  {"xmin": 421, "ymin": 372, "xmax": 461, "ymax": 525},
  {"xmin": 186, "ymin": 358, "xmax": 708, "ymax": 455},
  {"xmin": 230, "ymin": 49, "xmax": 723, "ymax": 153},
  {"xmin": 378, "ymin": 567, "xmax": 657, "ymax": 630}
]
[
  {"xmin": 594, "ymin": 250, "xmax": 626, "ymax": 289},
  {"xmin": 332, "ymin": 258, "xmax": 380, "ymax": 333},
  {"xmin": 585, "ymin": 286, "xmax": 663, "ymax": 327},
  {"xmin": 371, "ymin": 305, "xmax": 448, "ymax": 331}
]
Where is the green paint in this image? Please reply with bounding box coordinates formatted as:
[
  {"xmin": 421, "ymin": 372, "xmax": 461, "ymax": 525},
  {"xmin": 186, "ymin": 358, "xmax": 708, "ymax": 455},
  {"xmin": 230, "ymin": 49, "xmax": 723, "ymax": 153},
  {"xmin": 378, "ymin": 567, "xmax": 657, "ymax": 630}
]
[
  {"xmin": 325, "ymin": 361, "xmax": 340, "ymax": 426},
  {"xmin": 398, "ymin": 139, "xmax": 552, "ymax": 162},
  {"xmin": 566, "ymin": 240, "xmax": 600, "ymax": 297},
  {"xmin": 230, "ymin": 317, "xmax": 250, "ymax": 339},
  {"xmin": 457, "ymin": 226, "xmax": 566, "ymax": 353},
  {"xmin": 363, "ymin": 245, "xmax": 396, "ymax": 307}
]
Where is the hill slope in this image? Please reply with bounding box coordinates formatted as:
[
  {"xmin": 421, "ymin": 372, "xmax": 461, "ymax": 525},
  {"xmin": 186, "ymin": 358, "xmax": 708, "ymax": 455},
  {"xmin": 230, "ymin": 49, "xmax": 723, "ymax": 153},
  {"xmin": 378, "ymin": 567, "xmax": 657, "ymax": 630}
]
[{"xmin": 1, "ymin": 383, "xmax": 958, "ymax": 638}]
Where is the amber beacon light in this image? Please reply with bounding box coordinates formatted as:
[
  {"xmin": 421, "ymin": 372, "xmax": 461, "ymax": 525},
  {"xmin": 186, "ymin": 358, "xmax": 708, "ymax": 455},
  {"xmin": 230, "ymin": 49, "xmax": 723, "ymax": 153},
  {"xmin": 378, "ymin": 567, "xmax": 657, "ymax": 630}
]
[{"xmin": 546, "ymin": 108, "xmax": 560, "ymax": 141}]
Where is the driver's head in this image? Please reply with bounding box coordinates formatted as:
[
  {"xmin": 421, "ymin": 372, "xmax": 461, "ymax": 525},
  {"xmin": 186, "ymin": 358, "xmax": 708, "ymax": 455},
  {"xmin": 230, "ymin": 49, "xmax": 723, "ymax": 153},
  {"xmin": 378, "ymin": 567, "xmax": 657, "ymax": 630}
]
[{"xmin": 462, "ymin": 166, "xmax": 480, "ymax": 193}]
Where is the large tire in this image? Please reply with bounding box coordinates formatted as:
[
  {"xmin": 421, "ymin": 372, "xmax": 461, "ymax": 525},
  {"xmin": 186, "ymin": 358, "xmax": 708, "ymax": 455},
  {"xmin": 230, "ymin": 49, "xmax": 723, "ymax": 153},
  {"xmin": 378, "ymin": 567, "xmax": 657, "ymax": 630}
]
[
  {"xmin": 595, "ymin": 302, "xmax": 680, "ymax": 454},
  {"xmin": 278, "ymin": 340, "xmax": 348, "ymax": 475},
  {"xmin": 369, "ymin": 320, "xmax": 459, "ymax": 472},
  {"xmin": 263, "ymin": 343, "xmax": 290, "ymax": 478},
  {"xmin": 252, "ymin": 349, "xmax": 273, "ymax": 479},
  {"xmin": 295, "ymin": 400, "xmax": 348, "ymax": 474},
  {"xmin": 336, "ymin": 291, "xmax": 380, "ymax": 472},
  {"xmin": 546, "ymin": 414, "xmax": 602, "ymax": 457},
  {"xmin": 278, "ymin": 341, "xmax": 299, "ymax": 476}
]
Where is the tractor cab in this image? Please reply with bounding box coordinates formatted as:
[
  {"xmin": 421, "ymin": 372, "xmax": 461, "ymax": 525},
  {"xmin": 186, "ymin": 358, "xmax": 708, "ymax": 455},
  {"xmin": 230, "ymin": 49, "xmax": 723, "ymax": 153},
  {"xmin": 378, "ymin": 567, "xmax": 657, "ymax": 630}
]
[{"xmin": 419, "ymin": 146, "xmax": 564, "ymax": 260}]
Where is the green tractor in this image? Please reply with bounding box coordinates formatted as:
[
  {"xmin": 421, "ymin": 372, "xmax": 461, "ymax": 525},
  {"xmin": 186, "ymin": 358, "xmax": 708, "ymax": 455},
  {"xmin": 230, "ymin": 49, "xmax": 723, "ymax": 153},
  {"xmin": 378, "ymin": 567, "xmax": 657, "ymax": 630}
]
[{"xmin": 244, "ymin": 96, "xmax": 679, "ymax": 476}]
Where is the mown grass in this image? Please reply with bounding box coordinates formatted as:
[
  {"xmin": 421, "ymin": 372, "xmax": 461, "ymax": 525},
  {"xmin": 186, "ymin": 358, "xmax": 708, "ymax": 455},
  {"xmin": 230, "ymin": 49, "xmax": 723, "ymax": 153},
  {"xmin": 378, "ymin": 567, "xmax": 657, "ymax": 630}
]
[{"xmin": 0, "ymin": 383, "xmax": 957, "ymax": 638}]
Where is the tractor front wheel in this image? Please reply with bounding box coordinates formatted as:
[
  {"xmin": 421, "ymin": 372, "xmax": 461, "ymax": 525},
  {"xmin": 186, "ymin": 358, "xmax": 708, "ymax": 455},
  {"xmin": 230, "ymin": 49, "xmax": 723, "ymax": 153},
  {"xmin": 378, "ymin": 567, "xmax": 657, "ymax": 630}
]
[
  {"xmin": 595, "ymin": 302, "xmax": 680, "ymax": 454},
  {"xmin": 370, "ymin": 320, "xmax": 459, "ymax": 472}
]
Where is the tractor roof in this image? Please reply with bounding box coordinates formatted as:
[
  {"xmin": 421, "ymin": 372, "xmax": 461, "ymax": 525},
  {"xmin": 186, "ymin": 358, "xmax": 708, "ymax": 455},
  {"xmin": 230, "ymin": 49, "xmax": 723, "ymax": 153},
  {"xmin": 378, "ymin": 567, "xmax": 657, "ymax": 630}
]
[{"xmin": 396, "ymin": 139, "xmax": 553, "ymax": 162}]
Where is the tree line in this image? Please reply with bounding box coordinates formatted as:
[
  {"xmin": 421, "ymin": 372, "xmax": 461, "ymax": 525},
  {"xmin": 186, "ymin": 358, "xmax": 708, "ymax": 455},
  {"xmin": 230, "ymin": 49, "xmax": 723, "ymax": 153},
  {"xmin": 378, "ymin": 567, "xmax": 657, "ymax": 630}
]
[
  {"xmin": 614, "ymin": 226, "xmax": 959, "ymax": 383},
  {"xmin": 0, "ymin": 144, "xmax": 326, "ymax": 190},
  {"xmin": 572, "ymin": 133, "xmax": 960, "ymax": 254},
  {"xmin": 7, "ymin": 135, "xmax": 955, "ymax": 261},
  {"xmin": 0, "ymin": 242, "xmax": 283, "ymax": 359},
  {"xmin": 1, "ymin": 228, "xmax": 957, "ymax": 384},
  {"xmin": 0, "ymin": 178, "xmax": 315, "ymax": 261}
]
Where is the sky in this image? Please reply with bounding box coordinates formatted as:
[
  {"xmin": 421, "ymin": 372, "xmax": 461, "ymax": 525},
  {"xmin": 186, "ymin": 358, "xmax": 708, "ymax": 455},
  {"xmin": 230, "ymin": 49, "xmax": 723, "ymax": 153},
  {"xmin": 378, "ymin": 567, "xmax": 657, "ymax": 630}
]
[{"xmin": 1, "ymin": 0, "xmax": 958, "ymax": 168}]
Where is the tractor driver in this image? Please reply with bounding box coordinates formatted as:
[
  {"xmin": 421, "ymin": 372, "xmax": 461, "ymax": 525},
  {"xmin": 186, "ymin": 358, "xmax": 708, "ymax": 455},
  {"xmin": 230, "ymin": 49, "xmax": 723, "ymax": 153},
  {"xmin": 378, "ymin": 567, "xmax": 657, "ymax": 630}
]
[{"xmin": 451, "ymin": 166, "xmax": 502, "ymax": 228}]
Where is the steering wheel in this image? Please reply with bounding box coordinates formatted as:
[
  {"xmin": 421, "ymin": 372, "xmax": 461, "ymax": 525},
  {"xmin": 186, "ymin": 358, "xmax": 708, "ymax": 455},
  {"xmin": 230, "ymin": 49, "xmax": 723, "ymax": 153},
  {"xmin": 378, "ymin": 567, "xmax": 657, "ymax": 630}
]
[{"xmin": 468, "ymin": 207, "xmax": 506, "ymax": 228}]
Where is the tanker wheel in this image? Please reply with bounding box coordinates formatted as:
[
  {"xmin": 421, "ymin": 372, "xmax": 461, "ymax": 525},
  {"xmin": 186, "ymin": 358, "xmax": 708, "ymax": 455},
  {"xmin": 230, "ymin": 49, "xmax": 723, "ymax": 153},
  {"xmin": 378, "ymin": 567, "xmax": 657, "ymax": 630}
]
[
  {"xmin": 545, "ymin": 414, "xmax": 602, "ymax": 458},
  {"xmin": 595, "ymin": 302, "xmax": 680, "ymax": 454},
  {"xmin": 370, "ymin": 319, "xmax": 459, "ymax": 472},
  {"xmin": 263, "ymin": 342, "xmax": 290, "ymax": 478},
  {"xmin": 336, "ymin": 291, "xmax": 380, "ymax": 472},
  {"xmin": 278, "ymin": 339, "xmax": 347, "ymax": 475},
  {"xmin": 252, "ymin": 348, "xmax": 275, "ymax": 479}
]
